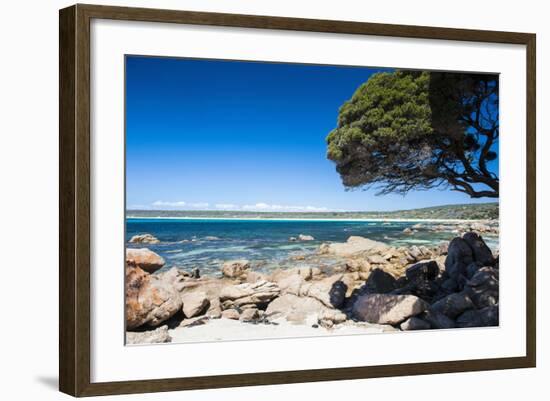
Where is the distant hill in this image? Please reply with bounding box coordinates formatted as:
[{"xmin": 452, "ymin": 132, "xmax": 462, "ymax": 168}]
[{"xmin": 127, "ymin": 202, "xmax": 498, "ymax": 220}]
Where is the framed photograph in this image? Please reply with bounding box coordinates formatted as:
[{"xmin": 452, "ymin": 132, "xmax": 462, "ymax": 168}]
[{"xmin": 59, "ymin": 4, "xmax": 536, "ymax": 397}]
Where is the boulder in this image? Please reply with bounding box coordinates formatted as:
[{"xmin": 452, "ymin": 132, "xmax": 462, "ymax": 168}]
[
  {"xmin": 157, "ymin": 267, "xmax": 187, "ymax": 292},
  {"xmin": 440, "ymin": 277, "xmax": 459, "ymax": 293},
  {"xmin": 245, "ymin": 270, "xmax": 267, "ymax": 283},
  {"xmin": 221, "ymin": 309, "xmax": 240, "ymax": 320},
  {"xmin": 299, "ymin": 275, "xmax": 347, "ymax": 308},
  {"xmin": 179, "ymin": 315, "xmax": 210, "ymax": 328},
  {"xmin": 463, "ymin": 267, "xmax": 499, "ymax": 308},
  {"xmin": 430, "ymin": 292, "xmax": 475, "ymax": 319},
  {"xmin": 403, "ymin": 227, "xmax": 413, "ymax": 234},
  {"xmin": 221, "ymin": 259, "xmax": 251, "ymax": 278},
  {"xmin": 126, "ymin": 248, "xmax": 165, "ymax": 273},
  {"xmin": 445, "ymin": 237, "xmax": 474, "ymax": 280},
  {"xmin": 266, "ymin": 294, "xmax": 333, "ymax": 324},
  {"xmin": 129, "ymin": 233, "xmax": 160, "ymax": 244},
  {"xmin": 298, "ymin": 266, "xmax": 313, "ymax": 281},
  {"xmin": 220, "ymin": 280, "xmax": 280, "ymax": 309},
  {"xmin": 360, "ymin": 268, "xmax": 397, "ymax": 294},
  {"xmin": 126, "ymin": 326, "xmax": 171, "ymax": 344},
  {"xmin": 277, "ymin": 274, "xmax": 305, "ymax": 296},
  {"xmin": 422, "ymin": 310, "xmax": 456, "ymax": 329},
  {"xmin": 346, "ymin": 259, "xmax": 371, "ymax": 273},
  {"xmin": 321, "ymin": 236, "xmax": 389, "ymax": 257},
  {"xmin": 240, "ymin": 308, "xmax": 260, "ymax": 322},
  {"xmin": 456, "ymin": 305, "xmax": 499, "ymax": 328},
  {"xmin": 400, "ymin": 316, "xmax": 431, "ymax": 331},
  {"xmin": 205, "ymin": 297, "xmax": 222, "ymax": 319},
  {"xmin": 181, "ymin": 291, "xmax": 210, "ymax": 318},
  {"xmin": 462, "ymin": 232, "xmax": 495, "ymax": 266},
  {"xmin": 367, "ymin": 254, "xmax": 388, "ymax": 265},
  {"xmin": 125, "ymin": 265, "xmax": 182, "ymax": 329},
  {"xmin": 298, "ymin": 234, "xmax": 315, "ymax": 241},
  {"xmin": 405, "ymin": 260, "xmax": 439, "ymax": 282},
  {"xmin": 466, "ymin": 262, "xmax": 484, "ymax": 279},
  {"xmin": 437, "ymin": 241, "xmax": 449, "ymax": 255},
  {"xmin": 352, "ymin": 294, "xmax": 428, "ymax": 325}
]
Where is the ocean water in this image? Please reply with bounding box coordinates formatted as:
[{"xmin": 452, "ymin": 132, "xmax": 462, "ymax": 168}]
[{"xmin": 126, "ymin": 218, "xmax": 499, "ymax": 276}]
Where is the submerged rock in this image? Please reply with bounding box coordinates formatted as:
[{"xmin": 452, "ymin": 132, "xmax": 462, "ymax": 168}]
[
  {"xmin": 320, "ymin": 236, "xmax": 389, "ymax": 257},
  {"xmin": 129, "ymin": 233, "xmax": 160, "ymax": 244},
  {"xmin": 126, "ymin": 248, "xmax": 165, "ymax": 273},
  {"xmin": 221, "ymin": 259, "xmax": 250, "ymax": 279}
]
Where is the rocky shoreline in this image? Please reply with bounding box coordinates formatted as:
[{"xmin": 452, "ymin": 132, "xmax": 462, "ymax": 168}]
[{"xmin": 125, "ymin": 229, "xmax": 499, "ymax": 344}]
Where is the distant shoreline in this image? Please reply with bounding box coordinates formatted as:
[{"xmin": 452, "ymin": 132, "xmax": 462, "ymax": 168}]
[{"xmin": 126, "ymin": 216, "xmax": 495, "ymax": 223}]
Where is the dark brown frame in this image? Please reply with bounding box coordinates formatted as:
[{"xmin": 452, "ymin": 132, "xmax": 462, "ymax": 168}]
[{"xmin": 59, "ymin": 3, "xmax": 536, "ymax": 397}]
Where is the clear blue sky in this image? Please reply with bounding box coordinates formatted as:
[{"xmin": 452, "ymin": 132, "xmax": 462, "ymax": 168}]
[{"xmin": 126, "ymin": 56, "xmax": 497, "ymax": 212}]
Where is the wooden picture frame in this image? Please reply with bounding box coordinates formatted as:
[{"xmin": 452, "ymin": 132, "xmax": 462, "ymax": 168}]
[{"xmin": 59, "ymin": 3, "xmax": 536, "ymax": 397}]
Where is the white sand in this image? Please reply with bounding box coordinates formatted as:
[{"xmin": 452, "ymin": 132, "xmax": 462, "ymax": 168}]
[{"xmin": 168, "ymin": 317, "xmax": 395, "ymax": 344}]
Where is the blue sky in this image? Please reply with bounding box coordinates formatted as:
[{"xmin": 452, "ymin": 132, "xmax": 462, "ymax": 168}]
[{"xmin": 126, "ymin": 56, "xmax": 497, "ymax": 212}]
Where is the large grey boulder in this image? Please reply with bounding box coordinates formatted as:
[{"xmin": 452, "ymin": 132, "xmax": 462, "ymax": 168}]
[
  {"xmin": 125, "ymin": 266, "xmax": 182, "ymax": 329},
  {"xmin": 126, "ymin": 248, "xmax": 165, "ymax": 273},
  {"xmin": 352, "ymin": 294, "xmax": 428, "ymax": 325}
]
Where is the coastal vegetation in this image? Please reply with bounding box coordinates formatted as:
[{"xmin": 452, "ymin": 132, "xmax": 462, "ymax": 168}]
[
  {"xmin": 127, "ymin": 202, "xmax": 498, "ymax": 220},
  {"xmin": 326, "ymin": 71, "xmax": 499, "ymax": 198}
]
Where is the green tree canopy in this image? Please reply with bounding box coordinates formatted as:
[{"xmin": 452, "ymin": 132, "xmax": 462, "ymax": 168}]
[{"xmin": 326, "ymin": 71, "xmax": 499, "ymax": 198}]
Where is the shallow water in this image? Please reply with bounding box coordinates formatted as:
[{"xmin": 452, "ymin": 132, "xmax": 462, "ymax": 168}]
[{"xmin": 126, "ymin": 218, "xmax": 498, "ymax": 276}]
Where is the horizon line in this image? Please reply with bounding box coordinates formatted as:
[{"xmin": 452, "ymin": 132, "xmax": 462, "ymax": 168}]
[{"xmin": 126, "ymin": 201, "xmax": 498, "ymax": 214}]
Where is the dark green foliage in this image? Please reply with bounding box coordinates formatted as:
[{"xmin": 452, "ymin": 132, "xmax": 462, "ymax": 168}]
[{"xmin": 327, "ymin": 71, "xmax": 499, "ymax": 198}]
